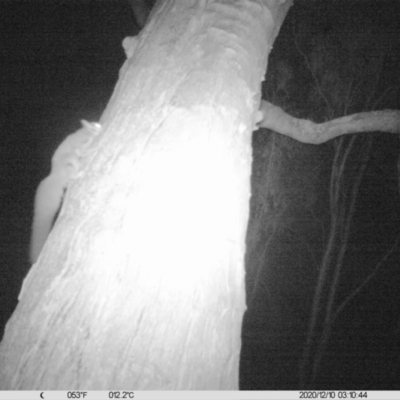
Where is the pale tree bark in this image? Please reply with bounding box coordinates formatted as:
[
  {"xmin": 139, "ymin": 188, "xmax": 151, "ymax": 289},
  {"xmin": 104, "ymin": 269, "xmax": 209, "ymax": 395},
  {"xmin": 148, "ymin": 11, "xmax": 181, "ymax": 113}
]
[{"xmin": 0, "ymin": 0, "xmax": 292, "ymax": 390}]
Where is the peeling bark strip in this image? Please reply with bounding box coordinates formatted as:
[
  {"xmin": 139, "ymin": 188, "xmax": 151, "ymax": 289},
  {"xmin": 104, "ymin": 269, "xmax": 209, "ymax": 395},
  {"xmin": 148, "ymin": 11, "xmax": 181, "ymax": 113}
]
[
  {"xmin": 0, "ymin": 0, "xmax": 293, "ymax": 390},
  {"xmin": 259, "ymin": 100, "xmax": 400, "ymax": 144}
]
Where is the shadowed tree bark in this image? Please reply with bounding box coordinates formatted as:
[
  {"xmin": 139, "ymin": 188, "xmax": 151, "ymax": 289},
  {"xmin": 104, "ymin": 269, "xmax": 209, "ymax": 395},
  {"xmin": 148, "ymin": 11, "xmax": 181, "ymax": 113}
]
[{"xmin": 128, "ymin": 0, "xmax": 154, "ymax": 28}]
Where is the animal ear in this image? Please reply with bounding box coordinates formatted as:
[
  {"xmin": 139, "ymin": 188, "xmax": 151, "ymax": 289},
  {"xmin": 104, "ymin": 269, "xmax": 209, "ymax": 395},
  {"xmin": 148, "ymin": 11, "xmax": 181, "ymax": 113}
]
[
  {"xmin": 122, "ymin": 36, "xmax": 138, "ymax": 59},
  {"xmin": 81, "ymin": 120, "xmax": 101, "ymax": 133}
]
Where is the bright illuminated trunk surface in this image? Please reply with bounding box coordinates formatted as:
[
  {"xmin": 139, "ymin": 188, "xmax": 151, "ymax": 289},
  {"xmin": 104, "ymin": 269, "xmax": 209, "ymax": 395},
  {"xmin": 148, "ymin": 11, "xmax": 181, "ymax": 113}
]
[{"xmin": 0, "ymin": 0, "xmax": 291, "ymax": 389}]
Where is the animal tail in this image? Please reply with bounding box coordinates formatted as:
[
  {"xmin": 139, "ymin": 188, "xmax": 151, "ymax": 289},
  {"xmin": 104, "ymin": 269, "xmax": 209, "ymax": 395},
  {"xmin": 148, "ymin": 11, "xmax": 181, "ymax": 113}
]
[{"xmin": 30, "ymin": 174, "xmax": 65, "ymax": 264}]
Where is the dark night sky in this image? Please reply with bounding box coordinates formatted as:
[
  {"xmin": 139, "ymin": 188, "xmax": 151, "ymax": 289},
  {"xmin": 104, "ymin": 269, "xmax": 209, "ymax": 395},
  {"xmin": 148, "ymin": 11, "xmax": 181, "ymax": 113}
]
[{"xmin": 0, "ymin": 0, "xmax": 399, "ymax": 390}]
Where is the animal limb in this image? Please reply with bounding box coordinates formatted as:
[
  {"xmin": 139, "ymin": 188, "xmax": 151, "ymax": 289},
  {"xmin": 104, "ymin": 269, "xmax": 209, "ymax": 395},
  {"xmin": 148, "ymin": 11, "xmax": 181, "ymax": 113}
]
[{"xmin": 29, "ymin": 120, "xmax": 101, "ymax": 264}]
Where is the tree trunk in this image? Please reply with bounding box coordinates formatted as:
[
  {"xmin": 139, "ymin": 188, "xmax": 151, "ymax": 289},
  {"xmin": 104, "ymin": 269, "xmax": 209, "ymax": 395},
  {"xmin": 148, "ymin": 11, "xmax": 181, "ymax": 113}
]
[{"xmin": 0, "ymin": 0, "xmax": 292, "ymax": 390}]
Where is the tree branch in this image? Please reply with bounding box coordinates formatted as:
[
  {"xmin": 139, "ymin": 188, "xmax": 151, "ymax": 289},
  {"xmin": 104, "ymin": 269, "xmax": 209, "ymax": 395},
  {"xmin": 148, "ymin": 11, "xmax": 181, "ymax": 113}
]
[{"xmin": 259, "ymin": 100, "xmax": 400, "ymax": 144}]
